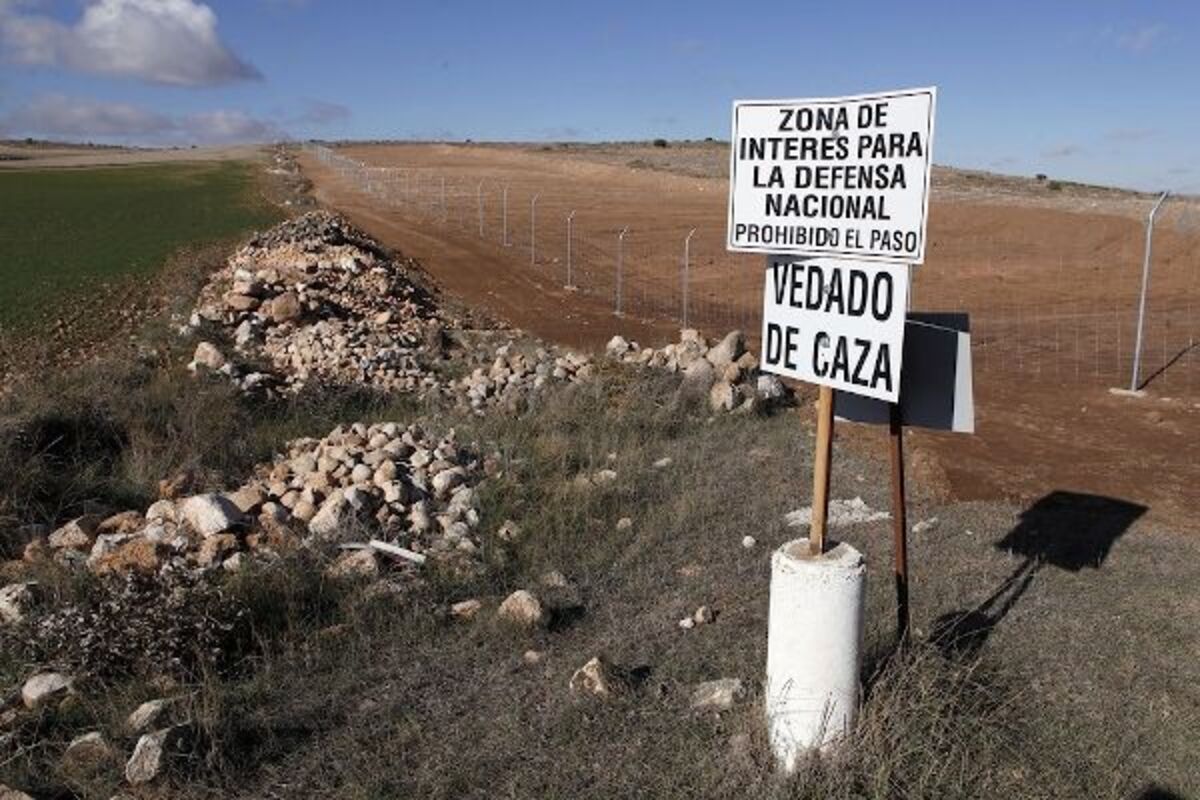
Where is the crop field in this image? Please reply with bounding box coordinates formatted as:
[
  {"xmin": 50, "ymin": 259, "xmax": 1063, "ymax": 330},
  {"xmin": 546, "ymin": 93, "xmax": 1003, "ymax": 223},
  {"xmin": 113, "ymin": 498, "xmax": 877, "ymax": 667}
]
[{"xmin": 0, "ymin": 161, "xmax": 278, "ymax": 337}]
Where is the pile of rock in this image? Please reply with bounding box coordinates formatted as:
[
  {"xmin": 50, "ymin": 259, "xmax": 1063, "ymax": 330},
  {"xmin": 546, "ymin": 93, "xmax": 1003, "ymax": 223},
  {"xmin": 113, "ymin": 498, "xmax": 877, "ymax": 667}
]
[
  {"xmin": 185, "ymin": 212, "xmax": 601, "ymax": 411},
  {"xmin": 187, "ymin": 211, "xmax": 447, "ymax": 395},
  {"xmin": 605, "ymin": 329, "xmax": 789, "ymax": 412},
  {"xmin": 24, "ymin": 421, "xmax": 485, "ymax": 578},
  {"xmin": 451, "ymin": 340, "xmax": 596, "ymax": 413}
]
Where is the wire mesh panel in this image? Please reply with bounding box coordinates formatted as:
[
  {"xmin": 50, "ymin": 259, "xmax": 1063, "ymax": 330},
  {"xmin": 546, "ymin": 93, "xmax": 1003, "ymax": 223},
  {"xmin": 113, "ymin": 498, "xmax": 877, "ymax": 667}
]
[{"xmin": 304, "ymin": 144, "xmax": 1199, "ymax": 397}]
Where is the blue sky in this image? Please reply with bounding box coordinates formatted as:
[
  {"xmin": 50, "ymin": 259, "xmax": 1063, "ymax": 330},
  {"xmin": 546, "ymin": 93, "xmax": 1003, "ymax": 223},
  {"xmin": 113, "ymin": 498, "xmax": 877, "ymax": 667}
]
[{"xmin": 0, "ymin": 0, "xmax": 1195, "ymax": 191}]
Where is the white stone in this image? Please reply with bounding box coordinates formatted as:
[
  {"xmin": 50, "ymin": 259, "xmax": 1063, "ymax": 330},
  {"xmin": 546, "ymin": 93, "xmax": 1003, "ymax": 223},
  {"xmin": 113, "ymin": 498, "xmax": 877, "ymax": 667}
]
[
  {"xmin": 192, "ymin": 341, "xmax": 225, "ymax": 371},
  {"xmin": 784, "ymin": 497, "xmax": 890, "ymax": 529},
  {"xmin": 47, "ymin": 515, "xmax": 100, "ymax": 550},
  {"xmin": 0, "ymin": 583, "xmax": 37, "ymax": 624},
  {"xmin": 127, "ymin": 698, "xmax": 174, "ymax": 734},
  {"xmin": 594, "ymin": 469, "xmax": 618, "ymax": 485},
  {"xmin": 179, "ymin": 494, "xmax": 244, "ymax": 537},
  {"xmin": 431, "ymin": 468, "xmax": 465, "ymax": 497},
  {"xmin": 913, "ymin": 517, "xmax": 939, "ymax": 534},
  {"xmin": 605, "ymin": 335, "xmax": 631, "ymax": 358},
  {"xmin": 706, "ymin": 330, "xmax": 745, "ymax": 367},
  {"xmin": 756, "ymin": 374, "xmax": 787, "ymax": 401},
  {"xmin": 145, "ymin": 500, "xmax": 177, "ymax": 524},
  {"xmin": 691, "ymin": 678, "xmax": 745, "ymax": 711},
  {"xmin": 568, "ymin": 656, "xmax": 624, "ymax": 698},
  {"xmin": 21, "ymin": 672, "xmax": 72, "ymax": 709},
  {"xmin": 709, "ymin": 380, "xmax": 741, "ymax": 412},
  {"xmin": 125, "ymin": 725, "xmax": 190, "ymax": 785},
  {"xmin": 309, "ymin": 492, "xmax": 350, "ymax": 537},
  {"xmin": 450, "ymin": 598, "xmax": 482, "ymax": 620},
  {"xmin": 497, "ymin": 590, "xmax": 545, "ymax": 628}
]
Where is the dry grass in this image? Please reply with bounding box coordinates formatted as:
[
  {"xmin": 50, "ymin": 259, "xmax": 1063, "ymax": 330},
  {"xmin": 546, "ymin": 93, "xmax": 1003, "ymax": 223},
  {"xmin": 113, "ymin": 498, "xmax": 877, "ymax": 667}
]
[{"xmin": 0, "ymin": 371, "xmax": 1091, "ymax": 800}]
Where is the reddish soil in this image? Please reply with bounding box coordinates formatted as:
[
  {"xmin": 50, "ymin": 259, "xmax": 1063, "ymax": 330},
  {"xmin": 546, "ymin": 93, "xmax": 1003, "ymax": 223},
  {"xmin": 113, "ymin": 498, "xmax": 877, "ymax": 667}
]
[{"xmin": 299, "ymin": 144, "xmax": 1199, "ymax": 533}]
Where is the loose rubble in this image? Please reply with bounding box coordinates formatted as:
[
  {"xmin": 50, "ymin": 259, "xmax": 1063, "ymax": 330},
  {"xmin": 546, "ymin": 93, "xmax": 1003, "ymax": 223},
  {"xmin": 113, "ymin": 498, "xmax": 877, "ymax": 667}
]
[
  {"xmin": 605, "ymin": 329, "xmax": 792, "ymax": 412},
  {"xmin": 188, "ymin": 212, "xmax": 444, "ymax": 395},
  {"xmin": 34, "ymin": 421, "xmax": 487, "ymax": 579},
  {"xmin": 784, "ymin": 496, "xmax": 891, "ymax": 529},
  {"xmin": 184, "ymin": 211, "xmax": 598, "ymax": 410}
]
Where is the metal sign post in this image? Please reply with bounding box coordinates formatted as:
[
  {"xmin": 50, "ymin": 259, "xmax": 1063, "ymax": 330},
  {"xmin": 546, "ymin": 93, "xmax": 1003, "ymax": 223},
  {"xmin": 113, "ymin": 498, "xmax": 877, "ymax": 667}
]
[{"xmin": 888, "ymin": 403, "xmax": 910, "ymax": 640}]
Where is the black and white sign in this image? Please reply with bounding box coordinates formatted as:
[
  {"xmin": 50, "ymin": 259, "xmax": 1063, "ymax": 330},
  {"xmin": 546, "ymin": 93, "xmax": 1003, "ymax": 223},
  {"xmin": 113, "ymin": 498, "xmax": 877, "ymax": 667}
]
[
  {"xmin": 728, "ymin": 87, "xmax": 936, "ymax": 264},
  {"xmin": 760, "ymin": 255, "xmax": 909, "ymax": 402},
  {"xmin": 835, "ymin": 313, "xmax": 975, "ymax": 433}
]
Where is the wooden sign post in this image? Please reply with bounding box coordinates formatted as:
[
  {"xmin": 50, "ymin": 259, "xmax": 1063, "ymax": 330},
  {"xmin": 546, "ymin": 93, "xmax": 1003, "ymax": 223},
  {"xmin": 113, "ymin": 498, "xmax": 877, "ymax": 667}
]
[
  {"xmin": 809, "ymin": 385, "xmax": 836, "ymax": 555},
  {"xmin": 743, "ymin": 87, "xmax": 938, "ymax": 767}
]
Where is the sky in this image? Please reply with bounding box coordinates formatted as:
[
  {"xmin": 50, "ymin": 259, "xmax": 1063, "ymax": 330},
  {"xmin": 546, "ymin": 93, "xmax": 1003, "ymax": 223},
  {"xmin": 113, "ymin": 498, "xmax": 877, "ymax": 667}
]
[{"xmin": 0, "ymin": 0, "xmax": 1196, "ymax": 191}]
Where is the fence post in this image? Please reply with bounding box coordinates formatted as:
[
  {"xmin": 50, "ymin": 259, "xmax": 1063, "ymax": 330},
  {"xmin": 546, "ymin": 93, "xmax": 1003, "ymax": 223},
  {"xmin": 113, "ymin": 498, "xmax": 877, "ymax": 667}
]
[
  {"xmin": 530, "ymin": 194, "xmax": 539, "ymax": 267},
  {"xmin": 566, "ymin": 211, "xmax": 577, "ymax": 289},
  {"xmin": 1130, "ymin": 191, "xmax": 1170, "ymax": 391},
  {"xmin": 683, "ymin": 228, "xmax": 696, "ymax": 327},
  {"xmin": 616, "ymin": 226, "xmax": 629, "ymax": 316},
  {"xmin": 502, "ymin": 185, "xmax": 510, "ymax": 246},
  {"xmin": 441, "ymin": 177, "xmax": 447, "ymax": 221},
  {"xmin": 477, "ymin": 182, "xmax": 485, "ymax": 238}
]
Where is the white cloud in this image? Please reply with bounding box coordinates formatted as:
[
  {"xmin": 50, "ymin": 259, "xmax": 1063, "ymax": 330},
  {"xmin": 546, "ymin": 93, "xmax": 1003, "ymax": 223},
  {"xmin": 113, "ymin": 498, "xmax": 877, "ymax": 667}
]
[
  {"xmin": 0, "ymin": 0, "xmax": 259, "ymax": 86},
  {"xmin": 0, "ymin": 93, "xmax": 173, "ymax": 137},
  {"xmin": 180, "ymin": 109, "xmax": 281, "ymax": 141},
  {"xmin": 1115, "ymin": 24, "xmax": 1165, "ymax": 53},
  {"xmin": 0, "ymin": 94, "xmax": 281, "ymax": 143}
]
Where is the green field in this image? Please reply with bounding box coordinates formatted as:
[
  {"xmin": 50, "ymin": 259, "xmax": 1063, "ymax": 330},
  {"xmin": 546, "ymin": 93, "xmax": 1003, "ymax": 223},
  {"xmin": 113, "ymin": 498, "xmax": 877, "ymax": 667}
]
[{"xmin": 0, "ymin": 161, "xmax": 279, "ymax": 333}]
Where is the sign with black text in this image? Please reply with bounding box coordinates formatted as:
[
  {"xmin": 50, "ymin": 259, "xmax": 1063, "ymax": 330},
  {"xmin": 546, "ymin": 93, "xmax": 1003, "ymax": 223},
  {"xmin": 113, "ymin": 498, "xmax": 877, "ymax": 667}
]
[
  {"xmin": 728, "ymin": 87, "xmax": 936, "ymax": 263},
  {"xmin": 760, "ymin": 255, "xmax": 909, "ymax": 402}
]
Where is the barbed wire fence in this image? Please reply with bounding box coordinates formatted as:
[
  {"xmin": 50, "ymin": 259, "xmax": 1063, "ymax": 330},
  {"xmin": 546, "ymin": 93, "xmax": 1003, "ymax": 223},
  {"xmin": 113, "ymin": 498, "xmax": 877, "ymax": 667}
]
[{"xmin": 303, "ymin": 143, "xmax": 1198, "ymax": 395}]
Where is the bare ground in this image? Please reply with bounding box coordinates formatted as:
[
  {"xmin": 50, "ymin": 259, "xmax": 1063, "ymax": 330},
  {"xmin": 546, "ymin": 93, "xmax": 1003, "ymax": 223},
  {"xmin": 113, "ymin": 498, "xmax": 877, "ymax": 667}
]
[{"xmin": 296, "ymin": 144, "xmax": 1200, "ymax": 534}]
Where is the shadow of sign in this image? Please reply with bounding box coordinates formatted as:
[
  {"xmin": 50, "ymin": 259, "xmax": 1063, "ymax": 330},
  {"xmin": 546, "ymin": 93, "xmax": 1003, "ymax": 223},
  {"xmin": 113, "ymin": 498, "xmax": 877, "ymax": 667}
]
[
  {"xmin": 933, "ymin": 491, "xmax": 1147, "ymax": 656},
  {"xmin": 1133, "ymin": 785, "xmax": 1189, "ymax": 800}
]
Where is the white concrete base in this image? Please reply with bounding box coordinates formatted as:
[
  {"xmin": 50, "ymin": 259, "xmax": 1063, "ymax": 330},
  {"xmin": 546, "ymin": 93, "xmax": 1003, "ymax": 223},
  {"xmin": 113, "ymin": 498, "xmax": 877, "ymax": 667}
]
[{"xmin": 765, "ymin": 538, "xmax": 866, "ymax": 771}]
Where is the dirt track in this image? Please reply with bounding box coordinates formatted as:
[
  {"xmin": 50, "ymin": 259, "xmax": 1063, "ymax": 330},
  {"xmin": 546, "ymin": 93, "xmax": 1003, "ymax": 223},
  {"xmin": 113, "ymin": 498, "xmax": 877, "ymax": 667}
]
[{"xmin": 298, "ymin": 144, "xmax": 1199, "ymax": 532}]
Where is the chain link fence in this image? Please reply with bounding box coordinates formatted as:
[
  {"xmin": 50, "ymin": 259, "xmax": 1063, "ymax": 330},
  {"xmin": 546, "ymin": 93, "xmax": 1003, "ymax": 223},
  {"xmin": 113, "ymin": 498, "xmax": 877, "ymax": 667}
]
[{"xmin": 304, "ymin": 143, "xmax": 1199, "ymax": 395}]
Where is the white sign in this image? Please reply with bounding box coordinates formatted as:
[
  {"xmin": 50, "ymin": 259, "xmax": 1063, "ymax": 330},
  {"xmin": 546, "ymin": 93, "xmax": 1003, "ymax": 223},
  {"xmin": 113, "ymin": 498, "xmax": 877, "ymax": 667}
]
[
  {"xmin": 761, "ymin": 255, "xmax": 909, "ymax": 402},
  {"xmin": 728, "ymin": 87, "xmax": 937, "ymax": 264}
]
